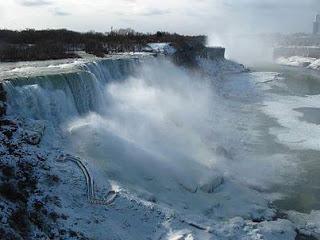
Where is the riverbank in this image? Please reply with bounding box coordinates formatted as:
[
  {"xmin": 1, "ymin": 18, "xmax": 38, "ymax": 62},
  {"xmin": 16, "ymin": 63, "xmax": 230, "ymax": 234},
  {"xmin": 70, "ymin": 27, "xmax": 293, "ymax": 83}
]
[{"xmin": 276, "ymin": 56, "xmax": 320, "ymax": 71}]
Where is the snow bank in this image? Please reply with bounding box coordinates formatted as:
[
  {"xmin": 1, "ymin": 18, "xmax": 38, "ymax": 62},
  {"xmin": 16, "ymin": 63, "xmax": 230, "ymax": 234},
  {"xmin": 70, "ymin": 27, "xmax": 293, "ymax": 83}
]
[
  {"xmin": 144, "ymin": 43, "xmax": 176, "ymax": 55},
  {"xmin": 276, "ymin": 56, "xmax": 320, "ymax": 70}
]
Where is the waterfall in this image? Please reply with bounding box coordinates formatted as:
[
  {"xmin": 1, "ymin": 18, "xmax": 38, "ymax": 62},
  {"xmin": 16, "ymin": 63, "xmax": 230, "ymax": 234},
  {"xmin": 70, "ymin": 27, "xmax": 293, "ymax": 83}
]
[{"xmin": 3, "ymin": 57, "xmax": 141, "ymax": 123}]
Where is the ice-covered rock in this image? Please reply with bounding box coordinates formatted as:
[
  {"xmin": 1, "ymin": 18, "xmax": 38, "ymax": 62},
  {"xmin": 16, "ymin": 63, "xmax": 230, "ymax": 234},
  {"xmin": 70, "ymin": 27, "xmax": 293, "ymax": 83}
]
[
  {"xmin": 21, "ymin": 120, "xmax": 45, "ymax": 145},
  {"xmin": 22, "ymin": 130, "xmax": 42, "ymax": 145},
  {"xmin": 177, "ymin": 178, "xmax": 198, "ymax": 193},
  {"xmin": 287, "ymin": 210, "xmax": 320, "ymax": 239},
  {"xmin": 276, "ymin": 56, "xmax": 320, "ymax": 71},
  {"xmin": 176, "ymin": 171, "xmax": 223, "ymax": 194},
  {"xmin": 209, "ymin": 217, "xmax": 296, "ymax": 240},
  {"xmin": 168, "ymin": 230, "xmax": 194, "ymax": 240},
  {"xmin": 197, "ymin": 57, "xmax": 247, "ymax": 77},
  {"xmin": 138, "ymin": 191, "xmax": 157, "ymax": 203},
  {"xmin": 276, "ymin": 56, "xmax": 315, "ymax": 68},
  {"xmin": 144, "ymin": 43, "xmax": 176, "ymax": 55},
  {"xmin": 309, "ymin": 59, "xmax": 320, "ymax": 70},
  {"xmin": 216, "ymin": 146, "xmax": 233, "ymax": 160},
  {"xmin": 257, "ymin": 219, "xmax": 296, "ymax": 240},
  {"xmin": 199, "ymin": 172, "xmax": 224, "ymax": 193}
]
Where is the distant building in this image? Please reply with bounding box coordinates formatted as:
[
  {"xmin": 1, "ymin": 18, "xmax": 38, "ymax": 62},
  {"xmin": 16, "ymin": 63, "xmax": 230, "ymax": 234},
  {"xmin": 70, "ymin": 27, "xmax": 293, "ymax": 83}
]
[{"xmin": 313, "ymin": 14, "xmax": 320, "ymax": 34}]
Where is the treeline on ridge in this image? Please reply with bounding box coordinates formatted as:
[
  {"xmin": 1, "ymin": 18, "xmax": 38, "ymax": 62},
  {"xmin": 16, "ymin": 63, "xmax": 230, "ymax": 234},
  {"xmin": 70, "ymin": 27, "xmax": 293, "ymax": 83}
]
[{"xmin": 0, "ymin": 29, "xmax": 207, "ymax": 62}]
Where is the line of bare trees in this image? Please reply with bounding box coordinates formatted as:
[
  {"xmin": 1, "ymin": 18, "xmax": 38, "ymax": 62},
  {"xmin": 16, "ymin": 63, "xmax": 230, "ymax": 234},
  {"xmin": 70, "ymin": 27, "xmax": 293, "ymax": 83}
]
[{"xmin": 0, "ymin": 29, "xmax": 207, "ymax": 62}]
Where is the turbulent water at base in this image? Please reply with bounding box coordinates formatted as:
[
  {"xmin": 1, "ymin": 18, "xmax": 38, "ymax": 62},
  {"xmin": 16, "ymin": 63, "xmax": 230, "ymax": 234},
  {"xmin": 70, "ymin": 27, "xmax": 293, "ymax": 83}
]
[{"xmin": 3, "ymin": 57, "xmax": 320, "ymax": 215}]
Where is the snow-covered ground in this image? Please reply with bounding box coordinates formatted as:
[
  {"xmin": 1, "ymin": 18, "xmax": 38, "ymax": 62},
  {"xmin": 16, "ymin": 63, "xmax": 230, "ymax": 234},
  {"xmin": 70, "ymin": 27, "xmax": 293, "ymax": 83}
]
[
  {"xmin": 1, "ymin": 55, "xmax": 320, "ymax": 239},
  {"xmin": 144, "ymin": 43, "xmax": 176, "ymax": 55},
  {"xmin": 276, "ymin": 56, "xmax": 320, "ymax": 70}
]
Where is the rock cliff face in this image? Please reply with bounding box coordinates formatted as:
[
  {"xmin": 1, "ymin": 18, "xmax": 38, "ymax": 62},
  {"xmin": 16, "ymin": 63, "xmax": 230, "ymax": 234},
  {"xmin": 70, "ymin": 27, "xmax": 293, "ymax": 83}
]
[
  {"xmin": 0, "ymin": 83, "xmax": 6, "ymax": 117},
  {"xmin": 172, "ymin": 45, "xmax": 226, "ymax": 68},
  {"xmin": 200, "ymin": 47, "xmax": 225, "ymax": 60}
]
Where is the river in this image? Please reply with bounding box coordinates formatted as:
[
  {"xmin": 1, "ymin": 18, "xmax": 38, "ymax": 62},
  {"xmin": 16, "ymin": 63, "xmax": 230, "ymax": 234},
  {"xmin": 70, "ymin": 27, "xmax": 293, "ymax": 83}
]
[{"xmin": 221, "ymin": 63, "xmax": 320, "ymax": 213}]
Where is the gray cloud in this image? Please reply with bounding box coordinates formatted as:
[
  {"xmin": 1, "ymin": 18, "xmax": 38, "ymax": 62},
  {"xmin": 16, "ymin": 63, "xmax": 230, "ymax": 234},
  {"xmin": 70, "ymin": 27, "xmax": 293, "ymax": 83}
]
[
  {"xmin": 52, "ymin": 8, "xmax": 70, "ymax": 16},
  {"xmin": 115, "ymin": 6, "xmax": 171, "ymax": 17},
  {"xmin": 4, "ymin": 0, "xmax": 320, "ymax": 35},
  {"xmin": 223, "ymin": 0, "xmax": 320, "ymax": 11},
  {"xmin": 139, "ymin": 8, "xmax": 171, "ymax": 16},
  {"xmin": 17, "ymin": 0, "xmax": 52, "ymax": 7}
]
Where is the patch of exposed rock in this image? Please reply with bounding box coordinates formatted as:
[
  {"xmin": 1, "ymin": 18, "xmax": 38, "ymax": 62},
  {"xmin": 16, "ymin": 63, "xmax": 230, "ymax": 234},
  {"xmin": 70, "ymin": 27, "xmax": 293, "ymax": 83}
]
[{"xmin": 0, "ymin": 83, "xmax": 7, "ymax": 117}]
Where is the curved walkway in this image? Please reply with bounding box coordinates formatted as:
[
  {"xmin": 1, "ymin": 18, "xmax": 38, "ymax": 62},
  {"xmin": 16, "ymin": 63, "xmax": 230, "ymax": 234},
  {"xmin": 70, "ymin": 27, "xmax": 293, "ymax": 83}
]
[{"xmin": 57, "ymin": 154, "xmax": 117, "ymax": 205}]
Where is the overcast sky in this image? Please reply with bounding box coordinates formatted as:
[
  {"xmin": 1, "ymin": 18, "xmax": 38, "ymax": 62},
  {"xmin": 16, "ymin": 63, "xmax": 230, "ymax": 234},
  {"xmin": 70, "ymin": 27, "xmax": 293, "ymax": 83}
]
[{"xmin": 1, "ymin": 0, "xmax": 319, "ymax": 35}]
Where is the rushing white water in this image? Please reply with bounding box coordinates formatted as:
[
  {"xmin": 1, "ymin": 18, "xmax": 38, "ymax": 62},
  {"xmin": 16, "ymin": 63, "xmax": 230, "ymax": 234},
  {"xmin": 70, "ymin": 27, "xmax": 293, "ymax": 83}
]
[{"xmin": 4, "ymin": 58, "xmax": 140, "ymax": 120}]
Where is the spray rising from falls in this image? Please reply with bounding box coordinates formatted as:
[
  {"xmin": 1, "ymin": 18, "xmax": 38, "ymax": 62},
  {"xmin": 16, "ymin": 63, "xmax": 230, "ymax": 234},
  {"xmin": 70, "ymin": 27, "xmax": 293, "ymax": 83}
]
[
  {"xmin": 4, "ymin": 58, "xmax": 218, "ymax": 168},
  {"xmin": 3, "ymin": 56, "xmax": 294, "ymax": 215}
]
